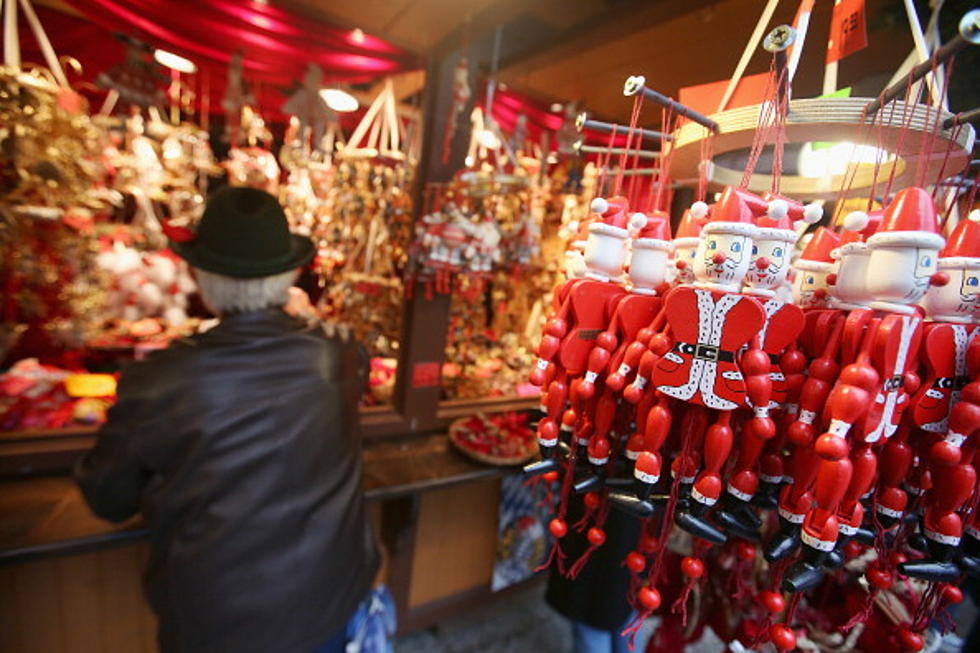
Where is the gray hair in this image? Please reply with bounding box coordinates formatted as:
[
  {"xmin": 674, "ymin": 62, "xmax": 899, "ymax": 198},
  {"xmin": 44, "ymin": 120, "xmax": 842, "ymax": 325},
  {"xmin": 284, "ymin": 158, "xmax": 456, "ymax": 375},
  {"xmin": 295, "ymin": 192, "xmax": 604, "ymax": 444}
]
[{"xmin": 194, "ymin": 268, "xmax": 297, "ymax": 315}]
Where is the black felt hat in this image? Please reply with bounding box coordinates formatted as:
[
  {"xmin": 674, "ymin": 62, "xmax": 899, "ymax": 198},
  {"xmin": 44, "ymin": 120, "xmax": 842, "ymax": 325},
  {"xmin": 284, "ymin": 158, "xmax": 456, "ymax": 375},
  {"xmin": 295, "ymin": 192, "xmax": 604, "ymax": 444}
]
[{"xmin": 170, "ymin": 187, "xmax": 315, "ymax": 278}]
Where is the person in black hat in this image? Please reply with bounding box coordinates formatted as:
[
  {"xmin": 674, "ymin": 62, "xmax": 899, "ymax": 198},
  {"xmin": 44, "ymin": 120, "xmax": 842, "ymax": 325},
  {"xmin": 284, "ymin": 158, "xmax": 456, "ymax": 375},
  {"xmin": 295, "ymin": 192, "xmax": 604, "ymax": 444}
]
[{"xmin": 76, "ymin": 187, "xmax": 379, "ymax": 653}]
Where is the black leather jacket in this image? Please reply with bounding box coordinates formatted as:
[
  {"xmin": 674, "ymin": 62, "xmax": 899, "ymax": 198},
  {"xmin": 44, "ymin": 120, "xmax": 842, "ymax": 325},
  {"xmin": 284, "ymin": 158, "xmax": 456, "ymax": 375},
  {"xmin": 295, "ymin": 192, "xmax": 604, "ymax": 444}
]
[{"xmin": 76, "ymin": 309, "xmax": 378, "ymax": 653}]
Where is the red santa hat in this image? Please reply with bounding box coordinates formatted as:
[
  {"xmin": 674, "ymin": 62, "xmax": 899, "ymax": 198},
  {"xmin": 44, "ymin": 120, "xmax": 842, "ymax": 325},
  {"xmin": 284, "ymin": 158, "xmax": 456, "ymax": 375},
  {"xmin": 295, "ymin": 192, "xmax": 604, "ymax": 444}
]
[
  {"xmin": 832, "ymin": 208, "xmax": 882, "ymax": 259},
  {"xmin": 938, "ymin": 209, "xmax": 980, "ymax": 269},
  {"xmin": 794, "ymin": 226, "xmax": 840, "ymax": 272},
  {"xmin": 673, "ymin": 201, "xmax": 709, "ymax": 249},
  {"xmin": 758, "ymin": 193, "xmax": 822, "ymax": 242},
  {"xmin": 630, "ymin": 210, "xmax": 673, "ymax": 252},
  {"xmin": 702, "ymin": 186, "xmax": 766, "ymax": 237},
  {"xmin": 866, "ymin": 187, "xmax": 945, "ymax": 250},
  {"xmin": 588, "ymin": 195, "xmax": 631, "ymax": 239}
]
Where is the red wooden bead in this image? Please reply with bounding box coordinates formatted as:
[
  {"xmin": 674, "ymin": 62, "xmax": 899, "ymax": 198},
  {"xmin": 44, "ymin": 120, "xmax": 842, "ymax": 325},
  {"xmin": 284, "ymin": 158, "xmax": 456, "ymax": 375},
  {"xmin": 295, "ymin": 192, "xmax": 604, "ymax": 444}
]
[
  {"xmin": 681, "ymin": 556, "xmax": 705, "ymax": 579},
  {"xmin": 639, "ymin": 534, "xmax": 660, "ymax": 553},
  {"xmin": 770, "ymin": 624, "xmax": 796, "ymax": 651},
  {"xmin": 543, "ymin": 471, "xmax": 559, "ymax": 483},
  {"xmin": 736, "ymin": 542, "xmax": 757, "ymax": 561},
  {"xmin": 587, "ymin": 527, "xmax": 607, "ymax": 547},
  {"xmin": 549, "ymin": 518, "xmax": 568, "ymax": 539},
  {"xmin": 583, "ymin": 492, "xmax": 601, "ymax": 510},
  {"xmin": 867, "ymin": 567, "xmax": 893, "ymax": 590},
  {"xmin": 815, "ymin": 433, "xmax": 849, "ymax": 461},
  {"xmin": 941, "ymin": 584, "xmax": 964, "ymax": 604},
  {"xmin": 843, "ymin": 540, "xmax": 864, "ymax": 559},
  {"xmin": 626, "ymin": 552, "xmax": 646, "ymax": 573},
  {"xmin": 637, "ymin": 586, "xmax": 662, "ymax": 611},
  {"xmin": 897, "ymin": 626, "xmax": 924, "ymax": 651},
  {"xmin": 759, "ymin": 591, "xmax": 785, "ymax": 614}
]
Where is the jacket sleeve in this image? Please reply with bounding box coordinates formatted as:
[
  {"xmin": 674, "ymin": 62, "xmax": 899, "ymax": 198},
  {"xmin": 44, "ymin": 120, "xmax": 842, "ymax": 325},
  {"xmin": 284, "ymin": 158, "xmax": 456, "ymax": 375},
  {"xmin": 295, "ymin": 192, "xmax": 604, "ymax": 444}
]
[{"xmin": 74, "ymin": 372, "xmax": 155, "ymax": 523}]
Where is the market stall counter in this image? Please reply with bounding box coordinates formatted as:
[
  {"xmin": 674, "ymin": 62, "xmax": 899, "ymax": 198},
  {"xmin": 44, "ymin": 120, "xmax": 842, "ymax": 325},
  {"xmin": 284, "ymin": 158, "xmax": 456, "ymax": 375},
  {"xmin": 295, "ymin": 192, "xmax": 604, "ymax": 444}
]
[{"xmin": 0, "ymin": 427, "xmax": 541, "ymax": 650}]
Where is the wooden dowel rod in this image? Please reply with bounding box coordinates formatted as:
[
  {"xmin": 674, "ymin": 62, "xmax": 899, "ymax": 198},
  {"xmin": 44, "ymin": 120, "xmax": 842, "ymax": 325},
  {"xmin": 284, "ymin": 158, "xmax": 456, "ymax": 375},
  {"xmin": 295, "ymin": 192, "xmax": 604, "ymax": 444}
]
[{"xmin": 623, "ymin": 75, "xmax": 719, "ymax": 132}]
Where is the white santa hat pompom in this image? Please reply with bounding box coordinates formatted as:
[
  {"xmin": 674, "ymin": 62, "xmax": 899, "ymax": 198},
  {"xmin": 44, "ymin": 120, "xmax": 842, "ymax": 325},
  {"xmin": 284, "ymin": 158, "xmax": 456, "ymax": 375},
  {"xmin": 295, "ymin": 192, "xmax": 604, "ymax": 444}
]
[
  {"xmin": 767, "ymin": 198, "xmax": 789, "ymax": 220},
  {"xmin": 690, "ymin": 200, "xmax": 709, "ymax": 219},
  {"xmin": 843, "ymin": 210, "xmax": 869, "ymax": 232},
  {"xmin": 590, "ymin": 197, "xmax": 609, "ymax": 215},
  {"xmin": 969, "ymin": 209, "xmax": 980, "ymax": 222},
  {"xmin": 629, "ymin": 212, "xmax": 648, "ymax": 232},
  {"xmin": 802, "ymin": 202, "xmax": 823, "ymax": 224}
]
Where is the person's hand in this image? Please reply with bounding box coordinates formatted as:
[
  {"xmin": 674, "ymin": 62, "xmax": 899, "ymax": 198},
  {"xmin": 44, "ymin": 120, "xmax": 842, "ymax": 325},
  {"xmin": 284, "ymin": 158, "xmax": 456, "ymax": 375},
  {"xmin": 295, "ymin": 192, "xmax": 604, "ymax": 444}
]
[{"xmin": 284, "ymin": 287, "xmax": 316, "ymax": 320}]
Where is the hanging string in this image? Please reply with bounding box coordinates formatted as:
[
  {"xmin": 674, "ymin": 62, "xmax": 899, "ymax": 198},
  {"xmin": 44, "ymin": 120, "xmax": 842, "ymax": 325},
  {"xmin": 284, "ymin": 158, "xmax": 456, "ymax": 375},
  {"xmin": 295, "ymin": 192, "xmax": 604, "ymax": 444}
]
[
  {"xmin": 740, "ymin": 58, "xmax": 779, "ymax": 189},
  {"xmin": 881, "ymin": 73, "xmax": 919, "ymax": 202},
  {"xmin": 770, "ymin": 62, "xmax": 791, "ymax": 195},
  {"xmin": 932, "ymin": 122, "xmax": 964, "ymax": 202},
  {"xmin": 657, "ymin": 109, "xmax": 679, "ymax": 214},
  {"xmin": 595, "ymin": 127, "xmax": 618, "ymax": 199},
  {"xmin": 915, "ymin": 55, "xmax": 955, "ymax": 188},
  {"xmin": 612, "ymin": 94, "xmax": 645, "ymax": 198},
  {"xmin": 696, "ymin": 127, "xmax": 715, "ymax": 203},
  {"xmin": 862, "ymin": 100, "xmax": 890, "ymax": 214}
]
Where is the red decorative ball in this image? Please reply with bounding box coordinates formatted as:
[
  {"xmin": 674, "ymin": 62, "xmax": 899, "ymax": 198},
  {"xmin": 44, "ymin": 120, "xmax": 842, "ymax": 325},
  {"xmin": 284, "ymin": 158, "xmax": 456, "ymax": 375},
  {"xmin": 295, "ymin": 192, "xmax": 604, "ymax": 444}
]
[
  {"xmin": 736, "ymin": 542, "xmax": 757, "ymax": 562},
  {"xmin": 626, "ymin": 552, "xmax": 646, "ymax": 573},
  {"xmin": 897, "ymin": 626, "xmax": 924, "ymax": 651},
  {"xmin": 929, "ymin": 441, "xmax": 962, "ymax": 467},
  {"xmin": 759, "ymin": 591, "xmax": 786, "ymax": 614},
  {"xmin": 543, "ymin": 471, "xmax": 559, "ymax": 483},
  {"xmin": 941, "ymin": 584, "xmax": 964, "ymax": 604},
  {"xmin": 639, "ymin": 534, "xmax": 660, "ymax": 553},
  {"xmin": 770, "ymin": 624, "xmax": 796, "ymax": 651},
  {"xmin": 583, "ymin": 492, "xmax": 601, "ymax": 510},
  {"xmin": 843, "ymin": 540, "xmax": 864, "ymax": 559},
  {"xmin": 587, "ymin": 527, "xmax": 607, "ymax": 547},
  {"xmin": 681, "ymin": 556, "xmax": 705, "ymax": 579},
  {"xmin": 815, "ymin": 433, "xmax": 849, "ymax": 461},
  {"xmin": 867, "ymin": 567, "xmax": 894, "ymax": 590},
  {"xmin": 549, "ymin": 518, "xmax": 568, "ymax": 539},
  {"xmin": 889, "ymin": 552, "xmax": 908, "ymax": 567},
  {"xmin": 637, "ymin": 586, "xmax": 662, "ymax": 611}
]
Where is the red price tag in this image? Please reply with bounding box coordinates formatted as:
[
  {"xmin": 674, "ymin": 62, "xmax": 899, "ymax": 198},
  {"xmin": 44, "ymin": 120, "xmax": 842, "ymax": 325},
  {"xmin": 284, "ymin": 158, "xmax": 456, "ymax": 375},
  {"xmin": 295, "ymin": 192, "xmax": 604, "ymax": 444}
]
[
  {"xmin": 827, "ymin": 0, "xmax": 868, "ymax": 64},
  {"xmin": 411, "ymin": 362, "xmax": 440, "ymax": 388}
]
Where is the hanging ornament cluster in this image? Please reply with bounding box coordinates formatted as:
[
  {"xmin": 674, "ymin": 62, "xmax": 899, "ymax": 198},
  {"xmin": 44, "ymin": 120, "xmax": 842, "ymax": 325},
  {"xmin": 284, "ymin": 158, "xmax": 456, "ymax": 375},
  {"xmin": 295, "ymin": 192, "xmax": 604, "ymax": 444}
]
[{"xmin": 523, "ymin": 13, "xmax": 980, "ymax": 651}]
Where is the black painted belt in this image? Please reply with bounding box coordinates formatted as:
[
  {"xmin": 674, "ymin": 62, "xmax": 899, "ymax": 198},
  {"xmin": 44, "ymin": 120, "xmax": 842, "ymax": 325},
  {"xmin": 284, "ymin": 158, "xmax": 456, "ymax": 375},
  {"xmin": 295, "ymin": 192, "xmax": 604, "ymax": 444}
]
[
  {"xmin": 674, "ymin": 342, "xmax": 735, "ymax": 363},
  {"xmin": 933, "ymin": 376, "xmax": 968, "ymax": 390},
  {"xmin": 883, "ymin": 375, "xmax": 903, "ymax": 391}
]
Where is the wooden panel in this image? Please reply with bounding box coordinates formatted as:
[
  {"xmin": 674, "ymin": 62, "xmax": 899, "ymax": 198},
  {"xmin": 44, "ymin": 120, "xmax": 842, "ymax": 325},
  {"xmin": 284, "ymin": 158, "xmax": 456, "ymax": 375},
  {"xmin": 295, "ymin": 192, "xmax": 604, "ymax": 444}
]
[
  {"xmin": 408, "ymin": 479, "xmax": 500, "ymax": 607},
  {"xmin": 0, "ymin": 544, "xmax": 156, "ymax": 653}
]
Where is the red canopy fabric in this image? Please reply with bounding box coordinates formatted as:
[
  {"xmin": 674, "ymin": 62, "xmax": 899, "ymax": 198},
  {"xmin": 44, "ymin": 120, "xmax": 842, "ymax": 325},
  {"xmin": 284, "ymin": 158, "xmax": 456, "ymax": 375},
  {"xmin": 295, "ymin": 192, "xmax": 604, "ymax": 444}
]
[
  {"xmin": 64, "ymin": 0, "xmax": 420, "ymax": 86},
  {"xmin": 16, "ymin": 3, "xmax": 418, "ymax": 126}
]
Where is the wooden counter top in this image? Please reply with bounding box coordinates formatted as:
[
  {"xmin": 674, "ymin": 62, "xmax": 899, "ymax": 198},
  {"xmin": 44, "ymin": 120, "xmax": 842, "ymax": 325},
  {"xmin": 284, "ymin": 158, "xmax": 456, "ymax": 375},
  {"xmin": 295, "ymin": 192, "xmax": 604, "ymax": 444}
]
[{"xmin": 0, "ymin": 432, "xmax": 521, "ymax": 566}]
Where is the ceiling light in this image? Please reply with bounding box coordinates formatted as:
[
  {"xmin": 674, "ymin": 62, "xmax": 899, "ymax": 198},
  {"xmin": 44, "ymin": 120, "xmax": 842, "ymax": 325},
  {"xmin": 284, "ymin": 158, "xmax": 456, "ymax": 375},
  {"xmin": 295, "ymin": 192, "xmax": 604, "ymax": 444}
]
[
  {"xmin": 478, "ymin": 129, "xmax": 499, "ymax": 149},
  {"xmin": 154, "ymin": 49, "xmax": 197, "ymax": 74},
  {"xmin": 797, "ymin": 142, "xmax": 893, "ymax": 178},
  {"xmin": 550, "ymin": 103, "xmax": 563, "ymax": 112},
  {"xmin": 350, "ymin": 28, "xmax": 365, "ymax": 44},
  {"xmin": 319, "ymin": 88, "xmax": 359, "ymax": 112}
]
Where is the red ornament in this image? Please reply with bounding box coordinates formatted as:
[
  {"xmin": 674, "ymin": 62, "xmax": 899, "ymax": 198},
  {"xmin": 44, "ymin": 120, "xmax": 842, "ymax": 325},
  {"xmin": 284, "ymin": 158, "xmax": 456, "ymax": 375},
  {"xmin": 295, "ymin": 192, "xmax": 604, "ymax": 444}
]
[
  {"xmin": 549, "ymin": 518, "xmax": 568, "ymax": 539},
  {"xmin": 759, "ymin": 591, "xmax": 785, "ymax": 614},
  {"xmin": 625, "ymin": 551, "xmax": 647, "ymax": 573},
  {"xmin": 587, "ymin": 527, "xmax": 607, "ymax": 546},
  {"xmin": 638, "ymin": 586, "xmax": 662, "ymax": 611},
  {"xmin": 681, "ymin": 556, "xmax": 705, "ymax": 579},
  {"xmin": 770, "ymin": 624, "xmax": 796, "ymax": 651}
]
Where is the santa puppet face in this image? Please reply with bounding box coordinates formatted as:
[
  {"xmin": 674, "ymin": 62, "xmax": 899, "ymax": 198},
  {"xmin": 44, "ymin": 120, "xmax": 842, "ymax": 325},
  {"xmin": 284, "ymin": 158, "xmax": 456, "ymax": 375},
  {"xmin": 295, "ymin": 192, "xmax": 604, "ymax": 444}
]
[
  {"xmin": 694, "ymin": 231, "xmax": 752, "ymax": 289},
  {"xmin": 584, "ymin": 231, "xmax": 628, "ymax": 280},
  {"xmin": 670, "ymin": 245, "xmax": 699, "ymax": 284},
  {"xmin": 921, "ymin": 265, "xmax": 980, "ymax": 321},
  {"xmin": 629, "ymin": 244, "xmax": 670, "ymax": 290},
  {"xmin": 792, "ymin": 267, "xmax": 832, "ymax": 308},
  {"xmin": 745, "ymin": 238, "xmax": 792, "ymax": 291},
  {"xmin": 867, "ymin": 245, "xmax": 939, "ymax": 306},
  {"xmin": 564, "ymin": 249, "xmax": 587, "ymax": 279},
  {"xmin": 832, "ymin": 245, "xmax": 872, "ymax": 306}
]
